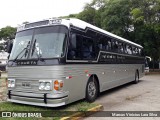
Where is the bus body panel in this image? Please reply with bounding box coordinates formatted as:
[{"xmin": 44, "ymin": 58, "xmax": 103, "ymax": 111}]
[{"xmin": 7, "ymin": 63, "xmax": 144, "ymax": 106}]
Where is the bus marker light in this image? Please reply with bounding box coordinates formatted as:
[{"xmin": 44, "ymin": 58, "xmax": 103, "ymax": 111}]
[
  {"xmin": 60, "ymin": 81, "xmax": 63, "ymax": 88},
  {"xmin": 54, "ymin": 80, "xmax": 59, "ymax": 90},
  {"xmin": 84, "ymin": 70, "xmax": 88, "ymax": 73},
  {"xmin": 66, "ymin": 76, "xmax": 72, "ymax": 79},
  {"xmin": 54, "ymin": 80, "xmax": 64, "ymax": 91},
  {"xmin": 86, "ymin": 74, "xmax": 91, "ymax": 77}
]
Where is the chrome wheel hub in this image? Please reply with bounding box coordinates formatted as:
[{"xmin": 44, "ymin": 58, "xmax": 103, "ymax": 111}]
[{"xmin": 88, "ymin": 81, "xmax": 96, "ymax": 98}]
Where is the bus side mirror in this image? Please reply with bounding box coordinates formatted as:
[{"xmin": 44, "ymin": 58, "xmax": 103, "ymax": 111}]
[{"xmin": 6, "ymin": 41, "xmax": 13, "ymax": 53}]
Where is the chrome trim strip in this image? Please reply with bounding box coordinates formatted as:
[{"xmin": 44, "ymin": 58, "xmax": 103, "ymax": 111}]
[
  {"xmin": 66, "ymin": 51, "xmax": 144, "ymax": 63},
  {"xmin": 7, "ymin": 99, "xmax": 66, "ymax": 107}
]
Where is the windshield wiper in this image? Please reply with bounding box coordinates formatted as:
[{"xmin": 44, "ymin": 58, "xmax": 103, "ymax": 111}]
[
  {"xmin": 31, "ymin": 39, "xmax": 44, "ymax": 62},
  {"xmin": 13, "ymin": 41, "xmax": 31, "ymax": 62}
]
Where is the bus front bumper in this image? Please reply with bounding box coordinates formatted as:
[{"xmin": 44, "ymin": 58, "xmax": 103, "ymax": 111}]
[{"xmin": 7, "ymin": 90, "xmax": 69, "ymax": 107}]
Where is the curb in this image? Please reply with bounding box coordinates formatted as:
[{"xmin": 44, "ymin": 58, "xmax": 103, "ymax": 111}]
[{"xmin": 60, "ymin": 104, "xmax": 103, "ymax": 120}]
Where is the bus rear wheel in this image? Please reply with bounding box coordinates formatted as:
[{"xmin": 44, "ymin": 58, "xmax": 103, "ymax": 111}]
[
  {"xmin": 85, "ymin": 76, "xmax": 98, "ymax": 102},
  {"xmin": 134, "ymin": 71, "xmax": 139, "ymax": 84}
]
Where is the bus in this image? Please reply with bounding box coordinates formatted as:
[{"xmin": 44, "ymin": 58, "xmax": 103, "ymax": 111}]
[
  {"xmin": 6, "ymin": 18, "xmax": 145, "ymax": 107},
  {"xmin": 145, "ymin": 56, "xmax": 151, "ymax": 72}
]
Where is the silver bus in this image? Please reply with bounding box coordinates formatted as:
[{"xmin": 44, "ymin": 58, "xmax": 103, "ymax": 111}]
[{"xmin": 7, "ymin": 18, "xmax": 145, "ymax": 107}]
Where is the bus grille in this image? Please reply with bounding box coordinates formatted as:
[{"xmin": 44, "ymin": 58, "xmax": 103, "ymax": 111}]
[{"xmin": 15, "ymin": 79, "xmax": 39, "ymax": 92}]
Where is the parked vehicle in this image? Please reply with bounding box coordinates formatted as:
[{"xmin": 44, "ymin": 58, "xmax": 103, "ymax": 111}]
[
  {"xmin": 6, "ymin": 18, "xmax": 145, "ymax": 107},
  {"xmin": 0, "ymin": 51, "xmax": 8, "ymax": 71}
]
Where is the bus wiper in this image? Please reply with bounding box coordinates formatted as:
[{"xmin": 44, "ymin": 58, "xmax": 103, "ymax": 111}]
[
  {"xmin": 31, "ymin": 39, "xmax": 44, "ymax": 62},
  {"xmin": 13, "ymin": 41, "xmax": 31, "ymax": 62}
]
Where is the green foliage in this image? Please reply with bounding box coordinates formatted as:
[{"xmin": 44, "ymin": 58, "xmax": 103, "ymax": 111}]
[
  {"xmin": 131, "ymin": 8, "xmax": 144, "ymax": 23},
  {"xmin": 77, "ymin": 5, "xmax": 97, "ymax": 25},
  {"xmin": 0, "ymin": 26, "xmax": 16, "ymax": 50},
  {"xmin": 129, "ymin": 0, "xmax": 160, "ymax": 61},
  {"xmin": 59, "ymin": 14, "xmax": 78, "ymax": 19},
  {"xmin": 0, "ymin": 26, "xmax": 17, "ymax": 40}
]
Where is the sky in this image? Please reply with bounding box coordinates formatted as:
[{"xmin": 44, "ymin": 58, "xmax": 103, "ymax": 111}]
[{"xmin": 0, "ymin": 0, "xmax": 92, "ymax": 29}]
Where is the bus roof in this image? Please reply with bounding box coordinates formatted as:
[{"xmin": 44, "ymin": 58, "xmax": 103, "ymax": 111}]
[
  {"xmin": 17, "ymin": 18, "xmax": 143, "ymax": 48},
  {"xmin": 67, "ymin": 18, "xmax": 143, "ymax": 48}
]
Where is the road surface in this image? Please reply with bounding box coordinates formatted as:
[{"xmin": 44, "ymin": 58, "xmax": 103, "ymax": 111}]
[{"xmin": 85, "ymin": 74, "xmax": 160, "ymax": 120}]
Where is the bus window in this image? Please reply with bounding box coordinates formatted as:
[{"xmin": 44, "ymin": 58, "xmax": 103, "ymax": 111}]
[
  {"xmin": 67, "ymin": 33, "xmax": 82, "ymax": 60},
  {"xmin": 135, "ymin": 48, "xmax": 139, "ymax": 55},
  {"xmin": 82, "ymin": 36, "xmax": 95, "ymax": 59},
  {"xmin": 126, "ymin": 45, "xmax": 132, "ymax": 54},
  {"xmin": 67, "ymin": 33, "xmax": 96, "ymax": 60},
  {"xmin": 132, "ymin": 47, "xmax": 139, "ymax": 55},
  {"xmin": 115, "ymin": 41, "xmax": 119, "ymax": 52},
  {"xmin": 98, "ymin": 38, "xmax": 103, "ymax": 50},
  {"xmin": 139, "ymin": 48, "xmax": 144, "ymax": 56},
  {"xmin": 139, "ymin": 48, "xmax": 142, "ymax": 56},
  {"xmin": 112, "ymin": 40, "xmax": 118, "ymax": 52},
  {"xmin": 132, "ymin": 47, "xmax": 136, "ymax": 55},
  {"xmin": 118, "ymin": 42, "xmax": 124, "ymax": 53},
  {"xmin": 123, "ymin": 44, "xmax": 128, "ymax": 54},
  {"xmin": 111, "ymin": 40, "xmax": 115, "ymax": 51},
  {"xmin": 108, "ymin": 40, "xmax": 112, "ymax": 51}
]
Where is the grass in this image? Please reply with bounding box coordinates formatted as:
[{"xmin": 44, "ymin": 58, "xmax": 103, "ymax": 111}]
[
  {"xmin": 0, "ymin": 101, "xmax": 97, "ymax": 111},
  {"xmin": 0, "ymin": 101, "xmax": 98, "ymax": 120},
  {"xmin": 0, "ymin": 78, "xmax": 7, "ymax": 102}
]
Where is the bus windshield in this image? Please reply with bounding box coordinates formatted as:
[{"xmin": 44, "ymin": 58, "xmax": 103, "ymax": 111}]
[{"xmin": 9, "ymin": 26, "xmax": 68, "ymax": 60}]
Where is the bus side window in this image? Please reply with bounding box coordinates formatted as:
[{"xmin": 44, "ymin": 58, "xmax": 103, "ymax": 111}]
[
  {"xmin": 115, "ymin": 41, "xmax": 119, "ymax": 52},
  {"xmin": 127, "ymin": 45, "xmax": 132, "ymax": 54},
  {"xmin": 138, "ymin": 48, "xmax": 142, "ymax": 56},
  {"xmin": 118, "ymin": 42, "xmax": 123, "ymax": 53},
  {"xmin": 112, "ymin": 40, "xmax": 118, "ymax": 52},
  {"xmin": 111, "ymin": 40, "xmax": 115, "ymax": 51},
  {"xmin": 123, "ymin": 44, "xmax": 127, "ymax": 54},
  {"xmin": 132, "ymin": 47, "xmax": 136, "ymax": 55},
  {"xmin": 108, "ymin": 40, "xmax": 112, "ymax": 51},
  {"xmin": 135, "ymin": 48, "xmax": 139, "ymax": 55},
  {"xmin": 67, "ymin": 33, "xmax": 82, "ymax": 60},
  {"xmin": 82, "ymin": 36, "xmax": 95, "ymax": 59}
]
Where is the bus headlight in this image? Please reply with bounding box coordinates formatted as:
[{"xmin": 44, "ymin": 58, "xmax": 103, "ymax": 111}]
[
  {"xmin": 39, "ymin": 82, "xmax": 46, "ymax": 90},
  {"xmin": 44, "ymin": 82, "xmax": 51, "ymax": 91},
  {"xmin": 39, "ymin": 80, "xmax": 52, "ymax": 91},
  {"xmin": 8, "ymin": 79, "xmax": 15, "ymax": 88}
]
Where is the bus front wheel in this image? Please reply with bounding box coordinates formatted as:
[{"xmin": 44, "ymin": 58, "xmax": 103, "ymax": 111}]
[{"xmin": 85, "ymin": 76, "xmax": 98, "ymax": 102}]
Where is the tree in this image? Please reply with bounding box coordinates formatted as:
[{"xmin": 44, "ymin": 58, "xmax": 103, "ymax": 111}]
[
  {"xmin": 130, "ymin": 0, "xmax": 160, "ymax": 61},
  {"xmin": 77, "ymin": 0, "xmax": 107, "ymax": 28},
  {"xmin": 0, "ymin": 26, "xmax": 17, "ymax": 50},
  {"xmin": 77, "ymin": 4, "xmax": 97, "ymax": 26},
  {"xmin": 0, "ymin": 26, "xmax": 17, "ymax": 40},
  {"xmin": 101, "ymin": 0, "xmax": 133, "ymax": 39}
]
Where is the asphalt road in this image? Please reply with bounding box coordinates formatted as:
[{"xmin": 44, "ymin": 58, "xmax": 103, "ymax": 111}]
[{"xmin": 84, "ymin": 74, "xmax": 160, "ymax": 120}]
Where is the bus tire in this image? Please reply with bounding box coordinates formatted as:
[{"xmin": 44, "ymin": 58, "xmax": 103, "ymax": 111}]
[
  {"xmin": 85, "ymin": 76, "xmax": 98, "ymax": 103},
  {"xmin": 134, "ymin": 71, "xmax": 139, "ymax": 84}
]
